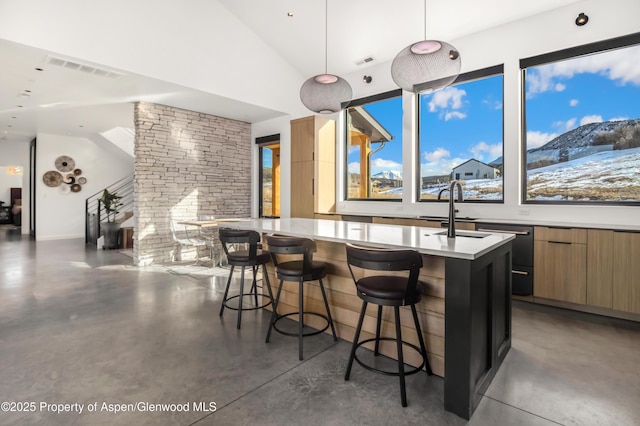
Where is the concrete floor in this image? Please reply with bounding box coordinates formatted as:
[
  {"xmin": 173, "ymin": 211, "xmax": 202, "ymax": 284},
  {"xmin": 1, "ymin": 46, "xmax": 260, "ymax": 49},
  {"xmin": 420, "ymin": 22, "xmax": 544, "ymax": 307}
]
[{"xmin": 1, "ymin": 228, "xmax": 639, "ymax": 425}]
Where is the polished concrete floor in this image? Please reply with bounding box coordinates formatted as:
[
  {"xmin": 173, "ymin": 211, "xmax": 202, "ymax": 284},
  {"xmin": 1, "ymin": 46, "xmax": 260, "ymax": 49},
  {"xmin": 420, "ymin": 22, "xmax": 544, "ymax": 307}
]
[{"xmin": 1, "ymin": 227, "xmax": 639, "ymax": 425}]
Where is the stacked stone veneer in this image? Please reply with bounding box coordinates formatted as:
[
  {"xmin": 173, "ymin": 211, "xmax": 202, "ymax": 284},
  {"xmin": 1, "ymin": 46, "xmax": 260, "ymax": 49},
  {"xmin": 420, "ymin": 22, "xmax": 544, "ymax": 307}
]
[{"xmin": 133, "ymin": 102, "xmax": 251, "ymax": 266}]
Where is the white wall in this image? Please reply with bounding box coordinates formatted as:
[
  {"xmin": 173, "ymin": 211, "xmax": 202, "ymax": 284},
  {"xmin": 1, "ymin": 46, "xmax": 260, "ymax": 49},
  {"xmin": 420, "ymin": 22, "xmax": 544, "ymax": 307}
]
[
  {"xmin": 35, "ymin": 133, "xmax": 133, "ymax": 240},
  {"xmin": 330, "ymin": 0, "xmax": 640, "ymax": 227}
]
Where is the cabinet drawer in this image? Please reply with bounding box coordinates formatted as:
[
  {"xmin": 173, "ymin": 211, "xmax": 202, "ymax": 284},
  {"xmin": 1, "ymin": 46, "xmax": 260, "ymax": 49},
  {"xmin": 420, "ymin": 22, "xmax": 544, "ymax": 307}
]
[
  {"xmin": 476, "ymin": 223, "xmax": 533, "ymax": 266},
  {"xmin": 512, "ymin": 266, "xmax": 533, "ymax": 296},
  {"xmin": 535, "ymin": 226, "xmax": 587, "ymax": 244}
]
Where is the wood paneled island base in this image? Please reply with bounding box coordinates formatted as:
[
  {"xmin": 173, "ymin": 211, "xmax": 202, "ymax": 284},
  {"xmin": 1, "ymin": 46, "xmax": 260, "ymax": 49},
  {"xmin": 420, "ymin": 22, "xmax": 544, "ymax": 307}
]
[{"xmin": 223, "ymin": 218, "xmax": 513, "ymax": 420}]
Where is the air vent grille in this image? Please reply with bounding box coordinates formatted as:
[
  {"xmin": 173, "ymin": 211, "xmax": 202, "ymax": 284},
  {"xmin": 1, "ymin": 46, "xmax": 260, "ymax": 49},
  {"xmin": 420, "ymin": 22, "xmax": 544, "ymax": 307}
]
[
  {"xmin": 45, "ymin": 55, "xmax": 126, "ymax": 79},
  {"xmin": 354, "ymin": 56, "xmax": 375, "ymax": 66}
]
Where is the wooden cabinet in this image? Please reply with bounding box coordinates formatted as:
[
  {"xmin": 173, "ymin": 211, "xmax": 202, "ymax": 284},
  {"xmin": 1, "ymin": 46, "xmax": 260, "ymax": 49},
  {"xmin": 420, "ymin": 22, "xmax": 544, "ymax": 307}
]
[
  {"xmin": 534, "ymin": 227, "xmax": 587, "ymax": 304},
  {"xmin": 290, "ymin": 116, "xmax": 335, "ymax": 218},
  {"xmin": 612, "ymin": 231, "xmax": 640, "ymax": 314},
  {"xmin": 586, "ymin": 230, "xmax": 640, "ymax": 314},
  {"xmin": 586, "ymin": 229, "xmax": 613, "ymax": 308}
]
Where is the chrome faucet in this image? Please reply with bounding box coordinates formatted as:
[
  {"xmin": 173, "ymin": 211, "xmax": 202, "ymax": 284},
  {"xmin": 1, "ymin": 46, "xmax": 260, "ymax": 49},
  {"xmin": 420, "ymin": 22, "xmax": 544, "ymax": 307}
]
[{"xmin": 438, "ymin": 180, "xmax": 464, "ymax": 238}]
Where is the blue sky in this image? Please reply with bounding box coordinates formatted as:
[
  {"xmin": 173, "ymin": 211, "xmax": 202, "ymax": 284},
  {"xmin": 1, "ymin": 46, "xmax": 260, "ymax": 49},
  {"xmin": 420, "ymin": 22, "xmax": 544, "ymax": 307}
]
[{"xmin": 348, "ymin": 43, "xmax": 640, "ymax": 178}]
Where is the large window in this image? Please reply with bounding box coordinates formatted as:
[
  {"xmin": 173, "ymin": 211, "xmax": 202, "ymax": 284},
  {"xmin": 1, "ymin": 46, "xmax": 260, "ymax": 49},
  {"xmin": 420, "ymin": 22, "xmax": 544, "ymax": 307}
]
[
  {"xmin": 419, "ymin": 66, "xmax": 504, "ymax": 202},
  {"xmin": 522, "ymin": 34, "xmax": 640, "ymax": 204},
  {"xmin": 346, "ymin": 90, "xmax": 403, "ymax": 200}
]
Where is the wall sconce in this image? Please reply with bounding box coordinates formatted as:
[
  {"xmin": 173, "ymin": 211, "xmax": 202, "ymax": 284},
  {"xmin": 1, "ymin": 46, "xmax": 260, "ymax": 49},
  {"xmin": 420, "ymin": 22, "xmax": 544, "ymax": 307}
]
[
  {"xmin": 363, "ymin": 75, "xmax": 372, "ymax": 84},
  {"xmin": 575, "ymin": 12, "xmax": 589, "ymax": 26}
]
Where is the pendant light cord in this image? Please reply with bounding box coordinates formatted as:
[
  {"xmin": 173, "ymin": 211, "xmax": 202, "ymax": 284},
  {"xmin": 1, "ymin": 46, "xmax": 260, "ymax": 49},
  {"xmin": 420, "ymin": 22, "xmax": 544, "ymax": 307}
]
[
  {"xmin": 325, "ymin": 0, "xmax": 328, "ymax": 74},
  {"xmin": 423, "ymin": 0, "xmax": 427, "ymax": 40}
]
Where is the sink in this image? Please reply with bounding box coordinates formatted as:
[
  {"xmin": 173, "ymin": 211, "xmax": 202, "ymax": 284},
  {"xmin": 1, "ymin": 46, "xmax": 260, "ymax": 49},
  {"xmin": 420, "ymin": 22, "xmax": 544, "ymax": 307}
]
[{"xmin": 429, "ymin": 230, "xmax": 490, "ymax": 239}]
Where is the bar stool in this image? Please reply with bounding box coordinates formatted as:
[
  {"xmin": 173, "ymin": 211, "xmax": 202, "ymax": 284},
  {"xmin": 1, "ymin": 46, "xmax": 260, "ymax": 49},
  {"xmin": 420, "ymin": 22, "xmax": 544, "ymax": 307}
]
[
  {"xmin": 218, "ymin": 228, "xmax": 274, "ymax": 329},
  {"xmin": 344, "ymin": 243, "xmax": 432, "ymax": 407},
  {"xmin": 264, "ymin": 234, "xmax": 338, "ymax": 360}
]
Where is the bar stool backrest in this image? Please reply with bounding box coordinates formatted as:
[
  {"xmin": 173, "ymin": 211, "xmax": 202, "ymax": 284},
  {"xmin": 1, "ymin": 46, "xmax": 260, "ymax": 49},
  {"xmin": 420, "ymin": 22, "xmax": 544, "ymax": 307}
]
[
  {"xmin": 219, "ymin": 228, "xmax": 261, "ymax": 260},
  {"xmin": 345, "ymin": 243, "xmax": 423, "ymax": 301},
  {"xmin": 264, "ymin": 234, "xmax": 316, "ymax": 272}
]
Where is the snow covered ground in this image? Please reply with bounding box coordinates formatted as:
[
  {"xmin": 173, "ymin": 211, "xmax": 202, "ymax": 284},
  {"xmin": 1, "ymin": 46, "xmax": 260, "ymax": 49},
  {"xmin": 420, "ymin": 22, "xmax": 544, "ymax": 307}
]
[{"xmin": 383, "ymin": 147, "xmax": 640, "ymax": 201}]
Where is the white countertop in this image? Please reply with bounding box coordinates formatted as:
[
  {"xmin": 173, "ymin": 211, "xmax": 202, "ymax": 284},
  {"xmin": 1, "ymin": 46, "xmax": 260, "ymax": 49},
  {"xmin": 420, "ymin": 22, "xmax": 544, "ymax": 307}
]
[{"xmin": 221, "ymin": 218, "xmax": 514, "ymax": 260}]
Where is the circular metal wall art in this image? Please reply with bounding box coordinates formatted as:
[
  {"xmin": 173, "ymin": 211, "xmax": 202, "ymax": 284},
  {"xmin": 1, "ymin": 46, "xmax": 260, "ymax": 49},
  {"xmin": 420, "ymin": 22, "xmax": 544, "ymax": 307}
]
[
  {"xmin": 73, "ymin": 168, "xmax": 82, "ymax": 176},
  {"xmin": 78, "ymin": 177, "xmax": 87, "ymax": 184},
  {"xmin": 59, "ymin": 184, "xmax": 71, "ymax": 194},
  {"xmin": 43, "ymin": 170, "xmax": 63, "ymax": 187},
  {"xmin": 70, "ymin": 183, "xmax": 82, "ymax": 193},
  {"xmin": 63, "ymin": 174, "xmax": 76, "ymax": 184},
  {"xmin": 55, "ymin": 155, "xmax": 75, "ymax": 172}
]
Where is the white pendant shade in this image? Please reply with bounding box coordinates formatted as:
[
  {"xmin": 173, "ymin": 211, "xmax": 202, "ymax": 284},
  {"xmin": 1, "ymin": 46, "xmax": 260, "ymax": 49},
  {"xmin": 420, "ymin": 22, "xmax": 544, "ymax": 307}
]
[
  {"xmin": 300, "ymin": 73, "xmax": 352, "ymax": 114},
  {"xmin": 391, "ymin": 39, "xmax": 461, "ymax": 93}
]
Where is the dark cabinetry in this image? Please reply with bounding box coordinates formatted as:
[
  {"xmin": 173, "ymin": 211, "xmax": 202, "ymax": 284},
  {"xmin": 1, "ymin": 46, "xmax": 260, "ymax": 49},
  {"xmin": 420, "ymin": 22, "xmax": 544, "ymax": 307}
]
[{"xmin": 476, "ymin": 223, "xmax": 534, "ymax": 296}]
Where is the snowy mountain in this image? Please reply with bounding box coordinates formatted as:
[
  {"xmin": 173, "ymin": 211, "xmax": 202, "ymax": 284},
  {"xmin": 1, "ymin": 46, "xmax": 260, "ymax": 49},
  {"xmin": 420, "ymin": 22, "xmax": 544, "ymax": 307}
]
[
  {"xmin": 372, "ymin": 170, "xmax": 403, "ymax": 180},
  {"xmin": 490, "ymin": 118, "xmax": 640, "ymax": 167}
]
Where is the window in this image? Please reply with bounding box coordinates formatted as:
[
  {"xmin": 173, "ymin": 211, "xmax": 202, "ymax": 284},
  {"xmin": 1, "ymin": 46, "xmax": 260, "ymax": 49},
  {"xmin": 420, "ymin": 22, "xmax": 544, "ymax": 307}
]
[
  {"xmin": 522, "ymin": 33, "xmax": 640, "ymax": 204},
  {"xmin": 257, "ymin": 135, "xmax": 280, "ymax": 217},
  {"xmin": 345, "ymin": 90, "xmax": 403, "ymax": 200},
  {"xmin": 419, "ymin": 66, "xmax": 504, "ymax": 202}
]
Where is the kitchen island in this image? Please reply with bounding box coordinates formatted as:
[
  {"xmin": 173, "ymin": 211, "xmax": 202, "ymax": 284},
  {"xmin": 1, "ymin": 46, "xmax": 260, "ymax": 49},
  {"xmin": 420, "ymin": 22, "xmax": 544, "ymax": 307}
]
[{"xmin": 222, "ymin": 217, "xmax": 514, "ymax": 419}]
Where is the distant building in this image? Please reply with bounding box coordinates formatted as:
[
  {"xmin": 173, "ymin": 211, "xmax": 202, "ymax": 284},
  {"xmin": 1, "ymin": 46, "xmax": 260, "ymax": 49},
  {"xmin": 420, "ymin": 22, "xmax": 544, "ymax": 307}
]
[{"xmin": 453, "ymin": 159, "xmax": 498, "ymax": 180}]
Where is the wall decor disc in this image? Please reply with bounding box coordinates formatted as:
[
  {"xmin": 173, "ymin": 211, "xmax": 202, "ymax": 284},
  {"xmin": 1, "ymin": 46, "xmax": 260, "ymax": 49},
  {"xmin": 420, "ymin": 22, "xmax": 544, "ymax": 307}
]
[
  {"xmin": 43, "ymin": 170, "xmax": 63, "ymax": 187},
  {"xmin": 55, "ymin": 155, "xmax": 75, "ymax": 172},
  {"xmin": 78, "ymin": 177, "xmax": 87, "ymax": 184},
  {"xmin": 73, "ymin": 168, "xmax": 82, "ymax": 176},
  {"xmin": 70, "ymin": 183, "xmax": 82, "ymax": 193},
  {"xmin": 59, "ymin": 184, "xmax": 71, "ymax": 194},
  {"xmin": 63, "ymin": 174, "xmax": 76, "ymax": 184}
]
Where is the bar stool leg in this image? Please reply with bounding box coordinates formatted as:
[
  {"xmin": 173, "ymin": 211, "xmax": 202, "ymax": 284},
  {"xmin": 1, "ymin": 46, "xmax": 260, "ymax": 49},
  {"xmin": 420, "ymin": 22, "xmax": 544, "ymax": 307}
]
[
  {"xmin": 318, "ymin": 279, "xmax": 337, "ymax": 341},
  {"xmin": 266, "ymin": 279, "xmax": 285, "ymax": 343},
  {"xmin": 237, "ymin": 266, "xmax": 246, "ymax": 329},
  {"xmin": 411, "ymin": 304, "xmax": 432, "ymax": 375},
  {"xmin": 345, "ymin": 300, "xmax": 368, "ymax": 381},
  {"xmin": 394, "ymin": 306, "xmax": 407, "ymax": 407},
  {"xmin": 298, "ymin": 278, "xmax": 304, "ymax": 360},
  {"xmin": 251, "ymin": 265, "xmax": 259, "ymax": 307},
  {"xmin": 261, "ymin": 264, "xmax": 274, "ymax": 309},
  {"xmin": 219, "ymin": 265, "xmax": 235, "ymax": 316},
  {"xmin": 374, "ymin": 305, "xmax": 383, "ymax": 355}
]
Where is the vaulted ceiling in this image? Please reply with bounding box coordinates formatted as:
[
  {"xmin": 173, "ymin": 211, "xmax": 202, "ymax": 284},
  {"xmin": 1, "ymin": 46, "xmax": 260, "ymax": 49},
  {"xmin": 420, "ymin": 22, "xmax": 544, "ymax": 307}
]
[{"xmin": 0, "ymin": 0, "xmax": 583, "ymax": 144}]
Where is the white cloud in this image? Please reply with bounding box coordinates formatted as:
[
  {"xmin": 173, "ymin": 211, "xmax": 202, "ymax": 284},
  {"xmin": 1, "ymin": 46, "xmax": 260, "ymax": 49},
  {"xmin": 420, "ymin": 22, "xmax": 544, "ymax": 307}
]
[
  {"xmin": 424, "ymin": 147, "xmax": 450, "ymax": 163},
  {"xmin": 421, "ymin": 156, "xmax": 468, "ymax": 176},
  {"xmin": 570, "ymin": 99, "xmax": 579, "ymax": 107},
  {"xmin": 527, "ymin": 131, "xmax": 558, "ymax": 149},
  {"xmin": 553, "ymin": 118, "xmax": 577, "ymax": 132},
  {"xmin": 470, "ymin": 142, "xmax": 502, "ymax": 162},
  {"xmin": 348, "ymin": 161, "xmax": 360, "ymax": 174},
  {"xmin": 371, "ymin": 158, "xmax": 401, "ymax": 170},
  {"xmin": 526, "ymin": 45, "xmax": 640, "ymax": 96},
  {"xmin": 428, "ymin": 87, "xmax": 466, "ymax": 112},
  {"xmin": 580, "ymin": 115, "xmax": 603, "ymax": 126},
  {"xmin": 444, "ymin": 111, "xmax": 467, "ymax": 121},
  {"xmin": 555, "ymin": 83, "xmax": 566, "ymax": 92}
]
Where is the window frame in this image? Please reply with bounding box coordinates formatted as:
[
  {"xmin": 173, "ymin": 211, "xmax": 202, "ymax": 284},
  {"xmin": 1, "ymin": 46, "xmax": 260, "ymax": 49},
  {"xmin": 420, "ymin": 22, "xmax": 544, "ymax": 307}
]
[
  {"xmin": 417, "ymin": 64, "xmax": 505, "ymax": 203},
  {"xmin": 344, "ymin": 89, "xmax": 403, "ymax": 202},
  {"xmin": 520, "ymin": 32, "xmax": 640, "ymax": 206}
]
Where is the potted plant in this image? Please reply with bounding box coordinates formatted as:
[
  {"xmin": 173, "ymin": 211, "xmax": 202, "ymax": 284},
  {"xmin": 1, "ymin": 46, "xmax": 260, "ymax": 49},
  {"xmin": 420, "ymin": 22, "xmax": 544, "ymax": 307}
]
[{"xmin": 100, "ymin": 188, "xmax": 123, "ymax": 249}]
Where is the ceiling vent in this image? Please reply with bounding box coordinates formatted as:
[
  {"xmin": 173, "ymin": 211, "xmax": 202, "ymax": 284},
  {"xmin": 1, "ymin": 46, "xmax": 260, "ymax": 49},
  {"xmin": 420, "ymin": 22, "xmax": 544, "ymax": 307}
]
[
  {"xmin": 45, "ymin": 55, "xmax": 126, "ymax": 79},
  {"xmin": 354, "ymin": 56, "xmax": 375, "ymax": 66}
]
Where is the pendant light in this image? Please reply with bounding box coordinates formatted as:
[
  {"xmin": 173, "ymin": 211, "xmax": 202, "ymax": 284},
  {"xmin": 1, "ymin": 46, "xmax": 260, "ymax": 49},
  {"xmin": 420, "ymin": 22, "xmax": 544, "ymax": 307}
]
[
  {"xmin": 299, "ymin": 0, "xmax": 352, "ymax": 114},
  {"xmin": 391, "ymin": 0, "xmax": 461, "ymax": 93}
]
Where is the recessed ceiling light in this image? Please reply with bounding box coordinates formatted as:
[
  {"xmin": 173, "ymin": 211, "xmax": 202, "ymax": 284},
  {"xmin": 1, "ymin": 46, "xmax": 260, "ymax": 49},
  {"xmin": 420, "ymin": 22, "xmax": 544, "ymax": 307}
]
[
  {"xmin": 17, "ymin": 105, "xmax": 23, "ymax": 108},
  {"xmin": 287, "ymin": 12, "xmax": 294, "ymax": 17},
  {"xmin": 35, "ymin": 67, "xmax": 43, "ymax": 71},
  {"xmin": 25, "ymin": 89, "xmax": 31, "ymax": 93}
]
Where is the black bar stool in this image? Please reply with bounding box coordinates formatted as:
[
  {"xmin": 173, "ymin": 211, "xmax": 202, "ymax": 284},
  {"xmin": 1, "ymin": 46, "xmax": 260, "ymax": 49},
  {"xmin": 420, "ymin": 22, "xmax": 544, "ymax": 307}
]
[
  {"xmin": 219, "ymin": 228, "xmax": 274, "ymax": 329},
  {"xmin": 344, "ymin": 243, "xmax": 432, "ymax": 407},
  {"xmin": 264, "ymin": 234, "xmax": 338, "ymax": 360}
]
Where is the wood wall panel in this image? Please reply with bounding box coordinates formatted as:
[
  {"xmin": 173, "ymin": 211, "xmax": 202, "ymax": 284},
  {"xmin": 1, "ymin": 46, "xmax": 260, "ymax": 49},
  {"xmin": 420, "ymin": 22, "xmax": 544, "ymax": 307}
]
[{"xmin": 586, "ymin": 229, "xmax": 613, "ymax": 308}]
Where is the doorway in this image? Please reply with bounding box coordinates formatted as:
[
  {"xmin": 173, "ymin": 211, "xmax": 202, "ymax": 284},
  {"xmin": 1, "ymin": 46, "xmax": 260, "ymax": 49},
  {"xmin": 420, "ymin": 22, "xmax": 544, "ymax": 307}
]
[{"xmin": 257, "ymin": 135, "xmax": 280, "ymax": 218}]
